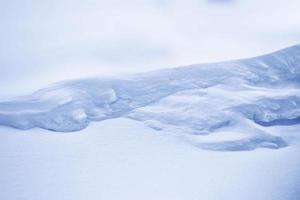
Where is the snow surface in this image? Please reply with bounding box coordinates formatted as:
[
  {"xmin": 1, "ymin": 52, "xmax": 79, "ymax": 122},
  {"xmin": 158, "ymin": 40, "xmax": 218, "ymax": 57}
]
[
  {"xmin": 1, "ymin": 118, "xmax": 300, "ymax": 200},
  {"xmin": 0, "ymin": 45, "xmax": 300, "ymax": 151},
  {"xmin": 1, "ymin": 45, "xmax": 300, "ymax": 200}
]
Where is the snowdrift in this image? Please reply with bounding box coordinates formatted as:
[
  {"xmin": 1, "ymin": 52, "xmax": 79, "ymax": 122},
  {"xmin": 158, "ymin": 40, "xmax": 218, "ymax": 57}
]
[{"xmin": 0, "ymin": 45, "xmax": 299, "ymax": 151}]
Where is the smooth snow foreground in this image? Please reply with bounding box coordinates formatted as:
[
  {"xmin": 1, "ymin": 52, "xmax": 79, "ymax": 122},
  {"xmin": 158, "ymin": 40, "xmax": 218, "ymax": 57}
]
[
  {"xmin": 0, "ymin": 45, "xmax": 300, "ymax": 199},
  {"xmin": 0, "ymin": 119, "xmax": 300, "ymax": 200}
]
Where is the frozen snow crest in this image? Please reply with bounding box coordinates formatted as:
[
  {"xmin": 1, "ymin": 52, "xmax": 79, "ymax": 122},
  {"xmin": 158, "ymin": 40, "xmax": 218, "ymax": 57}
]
[{"xmin": 1, "ymin": 45, "xmax": 300, "ymax": 151}]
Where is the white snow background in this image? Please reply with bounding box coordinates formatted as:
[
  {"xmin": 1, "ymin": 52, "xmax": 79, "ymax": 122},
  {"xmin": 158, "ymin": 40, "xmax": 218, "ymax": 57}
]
[{"xmin": 0, "ymin": 0, "xmax": 300, "ymax": 200}]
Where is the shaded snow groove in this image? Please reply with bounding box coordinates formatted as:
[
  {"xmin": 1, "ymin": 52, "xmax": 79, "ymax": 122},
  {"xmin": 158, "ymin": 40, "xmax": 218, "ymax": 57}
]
[
  {"xmin": 192, "ymin": 134, "xmax": 288, "ymax": 151},
  {"xmin": 0, "ymin": 45, "xmax": 300, "ymax": 151}
]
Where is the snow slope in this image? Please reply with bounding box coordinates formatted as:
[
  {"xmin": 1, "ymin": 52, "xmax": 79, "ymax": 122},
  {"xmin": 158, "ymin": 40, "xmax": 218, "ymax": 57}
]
[
  {"xmin": 1, "ymin": 118, "xmax": 300, "ymax": 200},
  {"xmin": 1, "ymin": 45, "xmax": 300, "ymax": 200},
  {"xmin": 0, "ymin": 45, "xmax": 300, "ymax": 151},
  {"xmin": 0, "ymin": 118, "xmax": 300, "ymax": 200}
]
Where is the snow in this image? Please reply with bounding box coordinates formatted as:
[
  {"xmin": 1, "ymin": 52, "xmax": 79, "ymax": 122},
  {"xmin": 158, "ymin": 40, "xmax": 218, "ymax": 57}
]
[
  {"xmin": 0, "ymin": 45, "xmax": 299, "ymax": 151},
  {"xmin": 0, "ymin": 118, "xmax": 300, "ymax": 200},
  {"xmin": 0, "ymin": 45, "xmax": 300, "ymax": 199}
]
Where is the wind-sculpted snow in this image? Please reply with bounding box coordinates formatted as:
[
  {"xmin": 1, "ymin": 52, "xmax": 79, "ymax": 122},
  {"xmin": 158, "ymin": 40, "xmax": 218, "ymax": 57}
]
[
  {"xmin": 238, "ymin": 96, "xmax": 300, "ymax": 126},
  {"xmin": 0, "ymin": 45, "xmax": 299, "ymax": 151}
]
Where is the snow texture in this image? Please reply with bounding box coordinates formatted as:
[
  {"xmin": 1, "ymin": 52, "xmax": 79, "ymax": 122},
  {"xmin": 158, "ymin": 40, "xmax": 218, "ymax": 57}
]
[{"xmin": 0, "ymin": 45, "xmax": 300, "ymax": 151}]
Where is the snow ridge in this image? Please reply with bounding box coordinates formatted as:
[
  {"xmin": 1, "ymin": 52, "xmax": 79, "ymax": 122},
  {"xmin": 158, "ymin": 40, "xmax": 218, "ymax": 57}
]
[{"xmin": 0, "ymin": 45, "xmax": 299, "ymax": 151}]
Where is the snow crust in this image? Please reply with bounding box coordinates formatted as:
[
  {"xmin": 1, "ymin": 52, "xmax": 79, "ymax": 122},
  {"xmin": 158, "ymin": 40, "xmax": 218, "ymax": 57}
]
[{"xmin": 0, "ymin": 45, "xmax": 300, "ymax": 151}]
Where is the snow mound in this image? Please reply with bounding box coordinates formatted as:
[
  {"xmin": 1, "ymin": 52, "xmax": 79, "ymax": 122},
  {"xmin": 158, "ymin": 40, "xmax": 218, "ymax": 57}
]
[{"xmin": 0, "ymin": 45, "xmax": 299, "ymax": 151}]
